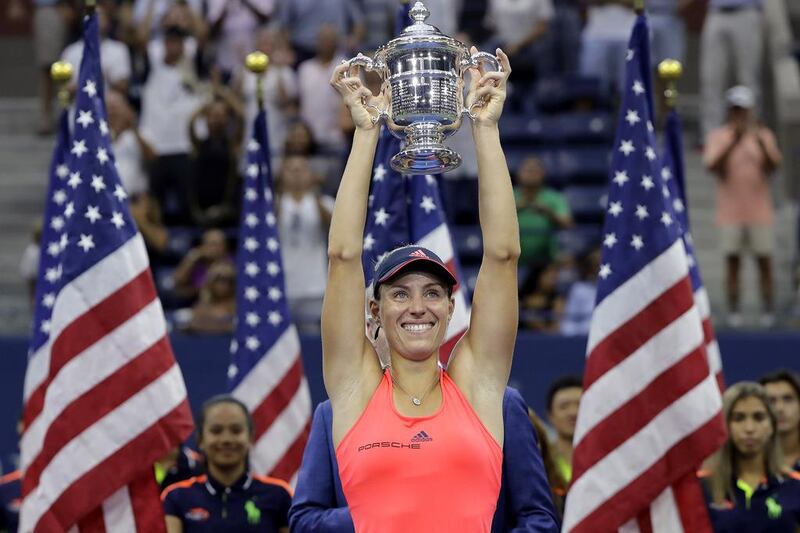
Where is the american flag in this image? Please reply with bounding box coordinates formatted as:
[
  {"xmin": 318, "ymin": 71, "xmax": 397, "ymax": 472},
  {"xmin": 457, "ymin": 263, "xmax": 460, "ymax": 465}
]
[
  {"xmin": 20, "ymin": 12, "xmax": 194, "ymax": 532},
  {"xmin": 661, "ymin": 108, "xmax": 724, "ymax": 390},
  {"xmin": 561, "ymin": 15, "xmax": 726, "ymax": 533},
  {"xmin": 227, "ymin": 109, "xmax": 311, "ymax": 483},
  {"xmin": 362, "ymin": 128, "xmax": 470, "ymax": 362}
]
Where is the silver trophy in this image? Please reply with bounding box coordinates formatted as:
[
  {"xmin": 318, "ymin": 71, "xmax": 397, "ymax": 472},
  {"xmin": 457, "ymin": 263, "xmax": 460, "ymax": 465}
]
[{"xmin": 343, "ymin": 1, "xmax": 500, "ymax": 174}]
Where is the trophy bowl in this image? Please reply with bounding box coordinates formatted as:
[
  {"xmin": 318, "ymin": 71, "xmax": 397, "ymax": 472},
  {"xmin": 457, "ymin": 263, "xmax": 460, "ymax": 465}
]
[{"xmin": 343, "ymin": 1, "xmax": 500, "ymax": 174}]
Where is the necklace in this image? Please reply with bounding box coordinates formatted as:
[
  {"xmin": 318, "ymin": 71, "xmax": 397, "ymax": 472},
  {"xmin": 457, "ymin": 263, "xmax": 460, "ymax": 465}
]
[{"xmin": 390, "ymin": 369, "xmax": 440, "ymax": 406}]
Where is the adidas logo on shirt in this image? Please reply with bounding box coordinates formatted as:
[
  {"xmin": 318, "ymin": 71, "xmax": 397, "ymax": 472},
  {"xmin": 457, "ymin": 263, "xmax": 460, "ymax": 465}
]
[{"xmin": 411, "ymin": 430, "xmax": 433, "ymax": 442}]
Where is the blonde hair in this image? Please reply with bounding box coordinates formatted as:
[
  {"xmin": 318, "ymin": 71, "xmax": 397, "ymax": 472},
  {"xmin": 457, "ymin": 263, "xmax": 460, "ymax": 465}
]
[{"xmin": 707, "ymin": 382, "xmax": 784, "ymax": 504}]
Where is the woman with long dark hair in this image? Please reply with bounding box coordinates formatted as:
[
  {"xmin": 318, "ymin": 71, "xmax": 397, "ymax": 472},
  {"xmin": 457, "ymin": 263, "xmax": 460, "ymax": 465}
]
[{"xmin": 701, "ymin": 382, "xmax": 800, "ymax": 532}]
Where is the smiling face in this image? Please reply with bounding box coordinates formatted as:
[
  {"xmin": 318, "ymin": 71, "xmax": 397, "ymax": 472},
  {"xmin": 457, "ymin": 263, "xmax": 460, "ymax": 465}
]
[
  {"xmin": 370, "ymin": 271, "xmax": 454, "ymax": 362},
  {"xmin": 198, "ymin": 402, "xmax": 252, "ymax": 471},
  {"xmin": 729, "ymin": 395, "xmax": 774, "ymax": 459}
]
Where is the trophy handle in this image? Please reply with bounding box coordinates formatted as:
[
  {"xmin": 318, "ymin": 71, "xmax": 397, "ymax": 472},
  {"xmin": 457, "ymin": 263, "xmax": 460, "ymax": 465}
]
[
  {"xmin": 342, "ymin": 53, "xmax": 389, "ymax": 125},
  {"xmin": 461, "ymin": 51, "xmax": 502, "ymax": 120}
]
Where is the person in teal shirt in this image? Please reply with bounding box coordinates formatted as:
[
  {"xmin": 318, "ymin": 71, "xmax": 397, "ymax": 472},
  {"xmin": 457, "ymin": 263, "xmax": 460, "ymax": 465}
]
[{"xmin": 514, "ymin": 157, "xmax": 572, "ymax": 266}]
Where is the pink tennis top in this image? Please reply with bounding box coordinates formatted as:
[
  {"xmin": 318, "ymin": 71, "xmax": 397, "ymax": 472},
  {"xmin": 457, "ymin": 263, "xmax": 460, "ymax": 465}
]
[{"xmin": 335, "ymin": 369, "xmax": 503, "ymax": 533}]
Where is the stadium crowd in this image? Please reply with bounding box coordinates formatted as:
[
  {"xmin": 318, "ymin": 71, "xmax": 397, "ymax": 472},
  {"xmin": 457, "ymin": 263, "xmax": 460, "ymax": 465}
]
[{"xmin": 10, "ymin": 0, "xmax": 790, "ymax": 335}]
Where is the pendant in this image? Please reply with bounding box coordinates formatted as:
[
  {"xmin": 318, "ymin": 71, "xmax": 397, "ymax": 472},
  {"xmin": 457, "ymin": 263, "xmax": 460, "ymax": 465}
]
[{"xmin": 412, "ymin": 397, "xmax": 421, "ymax": 406}]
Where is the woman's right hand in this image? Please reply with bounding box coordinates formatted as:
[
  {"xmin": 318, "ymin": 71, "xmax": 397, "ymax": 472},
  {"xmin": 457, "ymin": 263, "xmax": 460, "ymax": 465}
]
[{"xmin": 330, "ymin": 63, "xmax": 387, "ymax": 131}]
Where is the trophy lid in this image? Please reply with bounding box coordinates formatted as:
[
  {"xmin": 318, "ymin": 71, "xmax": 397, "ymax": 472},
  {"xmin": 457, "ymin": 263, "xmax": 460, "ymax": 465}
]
[{"xmin": 400, "ymin": 2, "xmax": 443, "ymax": 37}]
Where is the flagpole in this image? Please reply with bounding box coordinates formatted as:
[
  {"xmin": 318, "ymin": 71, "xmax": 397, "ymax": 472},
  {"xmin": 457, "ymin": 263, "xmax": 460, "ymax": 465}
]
[
  {"xmin": 634, "ymin": 0, "xmax": 644, "ymax": 15},
  {"xmin": 50, "ymin": 61, "xmax": 73, "ymax": 109},
  {"xmin": 85, "ymin": 0, "xmax": 95, "ymax": 14},
  {"xmin": 658, "ymin": 59, "xmax": 682, "ymax": 110},
  {"xmin": 245, "ymin": 51, "xmax": 270, "ymax": 112}
]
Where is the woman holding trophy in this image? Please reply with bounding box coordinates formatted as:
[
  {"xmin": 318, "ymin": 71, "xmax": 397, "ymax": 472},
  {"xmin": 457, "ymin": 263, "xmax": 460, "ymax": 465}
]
[{"xmin": 321, "ymin": 3, "xmax": 519, "ymax": 525}]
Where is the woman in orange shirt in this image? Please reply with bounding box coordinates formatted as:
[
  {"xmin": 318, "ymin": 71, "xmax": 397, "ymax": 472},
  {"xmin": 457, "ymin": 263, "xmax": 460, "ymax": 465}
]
[{"xmin": 322, "ymin": 49, "xmax": 519, "ymax": 533}]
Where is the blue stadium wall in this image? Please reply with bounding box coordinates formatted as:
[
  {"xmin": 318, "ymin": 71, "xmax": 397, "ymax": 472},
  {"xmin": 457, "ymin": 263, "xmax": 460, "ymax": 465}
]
[{"xmin": 1, "ymin": 332, "xmax": 798, "ymax": 466}]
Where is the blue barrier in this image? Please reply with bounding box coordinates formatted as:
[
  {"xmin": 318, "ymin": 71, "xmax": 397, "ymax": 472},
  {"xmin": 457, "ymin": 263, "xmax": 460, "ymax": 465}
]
[{"xmin": 1, "ymin": 332, "xmax": 798, "ymax": 470}]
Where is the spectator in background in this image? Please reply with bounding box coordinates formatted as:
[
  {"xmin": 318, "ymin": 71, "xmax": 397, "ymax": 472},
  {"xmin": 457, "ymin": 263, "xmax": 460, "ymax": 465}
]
[
  {"xmin": 139, "ymin": 25, "xmax": 203, "ymax": 224},
  {"xmin": 183, "ymin": 260, "xmax": 237, "ymax": 334},
  {"xmin": 550, "ymin": 0, "xmax": 581, "ymax": 75},
  {"xmin": 206, "ymin": 0, "xmax": 272, "ymax": 82},
  {"xmin": 276, "ymin": 155, "xmax": 334, "ymax": 333},
  {"xmin": 133, "ymin": 0, "xmax": 204, "ymax": 39},
  {"xmin": 6, "ymin": 0, "xmax": 73, "ymax": 135},
  {"xmin": 579, "ymin": 0, "xmax": 636, "ymax": 96},
  {"xmin": 759, "ymin": 370, "xmax": 800, "ymax": 472},
  {"xmin": 0, "ymin": 468, "xmax": 19, "ymax": 533},
  {"xmin": 155, "ymin": 445, "xmax": 204, "ymax": 490},
  {"xmin": 235, "ymin": 27, "xmax": 298, "ymax": 159},
  {"xmin": 700, "ymin": 382, "xmax": 800, "ymax": 532},
  {"xmin": 106, "ymin": 89, "xmax": 154, "ymax": 197},
  {"xmin": 519, "ymin": 263, "xmax": 565, "ymax": 332},
  {"xmin": 484, "ymin": 0, "xmax": 554, "ymax": 100},
  {"xmin": 188, "ymin": 88, "xmax": 244, "ymax": 227},
  {"xmin": 362, "ymin": 0, "xmax": 398, "ymax": 51},
  {"xmin": 298, "ymin": 25, "xmax": 348, "ymax": 154},
  {"xmin": 546, "ymin": 376, "xmax": 582, "ymax": 490},
  {"xmin": 19, "ymin": 223, "xmax": 42, "ymax": 309},
  {"xmin": 162, "ymin": 396, "xmax": 292, "ymax": 532},
  {"xmin": 277, "ymin": 0, "xmax": 364, "ymax": 64},
  {"xmin": 515, "ymin": 157, "xmax": 573, "ymax": 268},
  {"xmin": 700, "ymin": 0, "xmax": 763, "ymax": 140},
  {"xmin": 61, "ymin": 5, "xmax": 132, "ymax": 95},
  {"xmin": 703, "ymin": 86, "xmax": 781, "ymax": 328},
  {"xmin": 647, "ymin": 0, "xmax": 688, "ymax": 66},
  {"xmin": 173, "ymin": 228, "xmax": 230, "ymax": 301},
  {"xmin": 129, "ymin": 192, "xmax": 171, "ymax": 262},
  {"xmin": 560, "ymin": 246, "xmax": 600, "ymax": 335},
  {"xmin": 528, "ymin": 409, "xmax": 567, "ymax": 517}
]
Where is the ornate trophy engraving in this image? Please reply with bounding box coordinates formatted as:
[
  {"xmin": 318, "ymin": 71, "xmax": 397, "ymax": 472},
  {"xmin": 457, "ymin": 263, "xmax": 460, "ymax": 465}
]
[{"xmin": 343, "ymin": 1, "xmax": 500, "ymax": 174}]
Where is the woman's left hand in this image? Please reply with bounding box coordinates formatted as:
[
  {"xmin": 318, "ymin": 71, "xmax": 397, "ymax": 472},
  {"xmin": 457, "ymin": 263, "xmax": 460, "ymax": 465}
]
[{"xmin": 465, "ymin": 47, "xmax": 511, "ymax": 127}]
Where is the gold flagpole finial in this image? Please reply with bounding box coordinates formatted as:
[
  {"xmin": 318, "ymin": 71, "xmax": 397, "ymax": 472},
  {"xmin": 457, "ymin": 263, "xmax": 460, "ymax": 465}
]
[
  {"xmin": 245, "ymin": 52, "xmax": 270, "ymax": 112},
  {"xmin": 50, "ymin": 61, "xmax": 74, "ymax": 108},
  {"xmin": 658, "ymin": 59, "xmax": 683, "ymax": 110}
]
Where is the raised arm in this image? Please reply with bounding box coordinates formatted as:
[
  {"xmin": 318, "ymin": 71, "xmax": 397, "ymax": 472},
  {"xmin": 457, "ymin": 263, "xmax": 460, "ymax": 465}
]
[
  {"xmin": 321, "ymin": 64, "xmax": 386, "ymax": 404},
  {"xmin": 450, "ymin": 50, "xmax": 520, "ymax": 395}
]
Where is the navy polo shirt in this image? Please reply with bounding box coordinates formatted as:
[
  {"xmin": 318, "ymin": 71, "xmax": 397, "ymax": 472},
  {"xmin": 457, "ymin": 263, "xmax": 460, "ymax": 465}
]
[
  {"xmin": 702, "ymin": 473, "xmax": 800, "ymax": 532},
  {"xmin": 162, "ymin": 472, "xmax": 292, "ymax": 532},
  {"xmin": 0, "ymin": 470, "xmax": 20, "ymax": 533}
]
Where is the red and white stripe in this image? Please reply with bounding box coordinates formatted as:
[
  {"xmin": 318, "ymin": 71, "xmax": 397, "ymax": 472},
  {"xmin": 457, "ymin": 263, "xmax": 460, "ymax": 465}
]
[
  {"xmin": 562, "ymin": 240, "xmax": 726, "ymax": 533},
  {"xmin": 232, "ymin": 325, "xmax": 312, "ymax": 482},
  {"xmin": 417, "ymin": 223, "xmax": 470, "ymax": 362},
  {"xmin": 20, "ymin": 235, "xmax": 194, "ymax": 532},
  {"xmin": 693, "ymin": 286, "xmax": 724, "ymax": 390}
]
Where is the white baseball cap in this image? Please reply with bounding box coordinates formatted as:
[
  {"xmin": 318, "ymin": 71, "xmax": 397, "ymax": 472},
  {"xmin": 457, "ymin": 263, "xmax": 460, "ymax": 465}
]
[{"xmin": 725, "ymin": 85, "xmax": 755, "ymax": 109}]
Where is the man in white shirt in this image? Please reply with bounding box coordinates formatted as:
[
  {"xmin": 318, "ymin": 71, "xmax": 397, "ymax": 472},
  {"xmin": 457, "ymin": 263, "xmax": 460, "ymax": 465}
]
[
  {"xmin": 138, "ymin": 25, "xmax": 202, "ymax": 223},
  {"xmin": 61, "ymin": 6, "xmax": 131, "ymax": 94},
  {"xmin": 298, "ymin": 25, "xmax": 346, "ymax": 153},
  {"xmin": 579, "ymin": 0, "xmax": 636, "ymax": 95}
]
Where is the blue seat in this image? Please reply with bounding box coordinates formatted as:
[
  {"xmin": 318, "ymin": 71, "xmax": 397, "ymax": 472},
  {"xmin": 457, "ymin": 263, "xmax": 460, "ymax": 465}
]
[
  {"xmin": 451, "ymin": 224, "xmax": 482, "ymax": 263},
  {"xmin": 558, "ymin": 112, "xmax": 614, "ymax": 144},
  {"xmin": 441, "ymin": 178, "xmax": 479, "ymax": 225},
  {"xmin": 557, "ymin": 147, "xmax": 610, "ymax": 184},
  {"xmin": 557, "ymin": 224, "xmax": 603, "ymax": 257},
  {"xmin": 533, "ymin": 75, "xmax": 609, "ymax": 112},
  {"xmin": 564, "ymin": 185, "xmax": 608, "ymax": 223},
  {"xmin": 499, "ymin": 113, "xmax": 548, "ymax": 145}
]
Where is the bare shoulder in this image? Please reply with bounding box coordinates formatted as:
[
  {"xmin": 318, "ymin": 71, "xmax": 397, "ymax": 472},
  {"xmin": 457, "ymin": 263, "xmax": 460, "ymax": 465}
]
[
  {"xmin": 329, "ymin": 342, "xmax": 384, "ymax": 448},
  {"xmin": 446, "ymin": 341, "xmax": 505, "ymax": 446}
]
